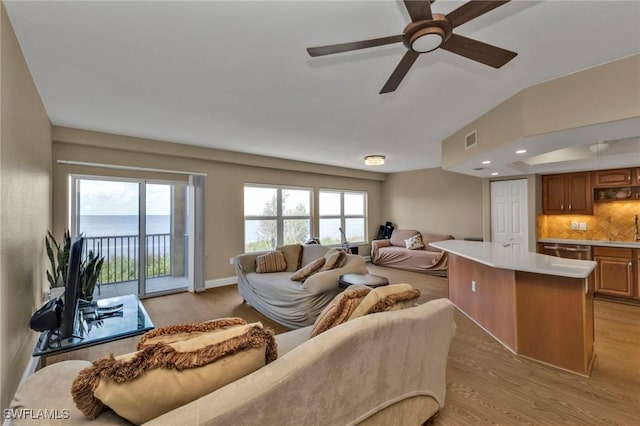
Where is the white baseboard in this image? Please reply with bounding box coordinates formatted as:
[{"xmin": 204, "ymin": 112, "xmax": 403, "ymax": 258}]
[
  {"xmin": 205, "ymin": 276, "xmax": 236, "ymax": 289},
  {"xmin": 19, "ymin": 356, "xmax": 41, "ymax": 382}
]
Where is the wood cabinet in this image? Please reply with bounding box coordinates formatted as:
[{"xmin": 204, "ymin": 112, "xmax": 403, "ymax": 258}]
[
  {"xmin": 591, "ymin": 167, "xmax": 640, "ymax": 201},
  {"xmin": 542, "ymin": 175, "xmax": 565, "ymax": 214},
  {"xmin": 542, "ymin": 172, "xmax": 592, "ymax": 215},
  {"xmin": 636, "ymin": 249, "xmax": 640, "ymax": 300},
  {"xmin": 593, "ymin": 247, "xmax": 634, "ymax": 297},
  {"xmin": 593, "ymin": 169, "xmax": 632, "ymax": 187}
]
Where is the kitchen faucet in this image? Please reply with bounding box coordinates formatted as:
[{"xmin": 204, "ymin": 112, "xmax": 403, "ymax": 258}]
[{"xmin": 635, "ymin": 215, "xmax": 639, "ymax": 242}]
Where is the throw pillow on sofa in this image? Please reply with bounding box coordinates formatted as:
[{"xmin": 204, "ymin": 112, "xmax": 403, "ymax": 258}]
[
  {"xmin": 276, "ymin": 244, "xmax": 303, "ymax": 272},
  {"xmin": 71, "ymin": 322, "xmax": 277, "ymax": 425},
  {"xmin": 390, "ymin": 229, "xmax": 420, "ymax": 247},
  {"xmin": 309, "ymin": 286, "xmax": 371, "ymax": 337},
  {"xmin": 136, "ymin": 317, "xmax": 248, "ymax": 349},
  {"xmin": 405, "ymin": 234, "xmax": 425, "ymax": 250},
  {"xmin": 290, "ymin": 257, "xmax": 325, "ymax": 281},
  {"xmin": 348, "ymin": 284, "xmax": 421, "ymax": 320},
  {"xmin": 256, "ymin": 250, "xmax": 287, "ymax": 273},
  {"xmin": 319, "ymin": 248, "xmax": 347, "ymax": 272}
]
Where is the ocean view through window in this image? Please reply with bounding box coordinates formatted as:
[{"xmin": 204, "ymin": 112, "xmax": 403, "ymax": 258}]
[
  {"xmin": 80, "ymin": 214, "xmax": 169, "ymax": 237},
  {"xmin": 71, "ymin": 177, "xmax": 189, "ymax": 296}
]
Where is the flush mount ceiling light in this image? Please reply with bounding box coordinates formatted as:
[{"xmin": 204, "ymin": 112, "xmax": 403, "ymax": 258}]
[
  {"xmin": 482, "ymin": 160, "xmax": 491, "ymax": 165},
  {"xmin": 515, "ymin": 149, "xmax": 527, "ymax": 154},
  {"xmin": 364, "ymin": 155, "xmax": 386, "ymax": 166}
]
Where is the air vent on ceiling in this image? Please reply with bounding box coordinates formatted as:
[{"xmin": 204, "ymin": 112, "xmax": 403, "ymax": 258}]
[
  {"xmin": 472, "ymin": 167, "xmax": 485, "ymax": 171},
  {"xmin": 465, "ymin": 131, "xmax": 478, "ymax": 149}
]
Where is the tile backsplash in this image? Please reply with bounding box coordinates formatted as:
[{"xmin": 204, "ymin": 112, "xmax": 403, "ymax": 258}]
[{"xmin": 538, "ymin": 201, "xmax": 640, "ymax": 241}]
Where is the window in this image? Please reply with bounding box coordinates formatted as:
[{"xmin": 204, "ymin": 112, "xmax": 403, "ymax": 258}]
[
  {"xmin": 319, "ymin": 190, "xmax": 367, "ymax": 246},
  {"xmin": 244, "ymin": 185, "xmax": 312, "ymax": 252}
]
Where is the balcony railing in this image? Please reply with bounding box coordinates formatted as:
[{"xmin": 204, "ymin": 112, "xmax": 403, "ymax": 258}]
[{"xmin": 83, "ymin": 233, "xmax": 171, "ymax": 285}]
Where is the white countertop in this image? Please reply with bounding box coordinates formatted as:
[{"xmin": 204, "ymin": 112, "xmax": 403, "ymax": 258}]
[
  {"xmin": 430, "ymin": 240, "xmax": 596, "ymax": 279},
  {"xmin": 538, "ymin": 238, "xmax": 640, "ymax": 249}
]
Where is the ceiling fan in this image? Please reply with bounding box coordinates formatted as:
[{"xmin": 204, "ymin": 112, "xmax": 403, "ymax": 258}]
[{"xmin": 306, "ymin": 0, "xmax": 517, "ymax": 94}]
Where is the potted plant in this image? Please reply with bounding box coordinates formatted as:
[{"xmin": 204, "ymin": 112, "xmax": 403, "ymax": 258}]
[
  {"xmin": 80, "ymin": 250, "xmax": 104, "ymax": 302},
  {"xmin": 46, "ymin": 231, "xmax": 104, "ymax": 301},
  {"xmin": 45, "ymin": 230, "xmax": 70, "ymax": 289}
]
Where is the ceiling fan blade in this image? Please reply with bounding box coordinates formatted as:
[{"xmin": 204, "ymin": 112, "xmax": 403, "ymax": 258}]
[
  {"xmin": 441, "ymin": 33, "xmax": 517, "ymax": 68},
  {"xmin": 403, "ymin": 0, "xmax": 433, "ymax": 22},
  {"xmin": 307, "ymin": 35, "xmax": 403, "ymax": 57},
  {"xmin": 380, "ymin": 50, "xmax": 420, "ymax": 94},
  {"xmin": 446, "ymin": 0, "xmax": 510, "ymax": 29}
]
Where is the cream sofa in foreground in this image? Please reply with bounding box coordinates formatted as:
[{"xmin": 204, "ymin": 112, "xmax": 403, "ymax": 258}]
[
  {"xmin": 235, "ymin": 244, "xmax": 368, "ymax": 328},
  {"xmin": 11, "ymin": 299, "xmax": 456, "ymax": 426}
]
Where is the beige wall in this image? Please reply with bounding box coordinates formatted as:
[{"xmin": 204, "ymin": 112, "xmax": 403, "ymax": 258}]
[
  {"xmin": 442, "ymin": 55, "xmax": 640, "ymax": 168},
  {"xmin": 52, "ymin": 128, "xmax": 384, "ymax": 281},
  {"xmin": 381, "ymin": 168, "xmax": 483, "ymax": 239},
  {"xmin": 1, "ymin": 2, "xmax": 52, "ymax": 410}
]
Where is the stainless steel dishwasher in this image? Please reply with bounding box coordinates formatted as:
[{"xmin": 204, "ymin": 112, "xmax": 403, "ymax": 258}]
[{"xmin": 542, "ymin": 243, "xmax": 592, "ymax": 260}]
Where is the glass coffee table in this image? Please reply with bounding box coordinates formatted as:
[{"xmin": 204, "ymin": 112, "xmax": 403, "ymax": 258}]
[{"xmin": 33, "ymin": 294, "xmax": 154, "ymax": 358}]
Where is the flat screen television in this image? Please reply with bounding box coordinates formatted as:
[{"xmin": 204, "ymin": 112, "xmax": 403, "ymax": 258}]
[{"xmin": 60, "ymin": 235, "xmax": 84, "ymax": 340}]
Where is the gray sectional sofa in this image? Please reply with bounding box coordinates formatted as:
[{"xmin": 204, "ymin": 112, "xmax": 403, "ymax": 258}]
[{"xmin": 234, "ymin": 244, "xmax": 368, "ymax": 328}]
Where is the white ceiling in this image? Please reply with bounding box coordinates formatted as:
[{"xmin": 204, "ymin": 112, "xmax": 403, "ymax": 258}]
[{"xmin": 5, "ymin": 0, "xmax": 640, "ymax": 174}]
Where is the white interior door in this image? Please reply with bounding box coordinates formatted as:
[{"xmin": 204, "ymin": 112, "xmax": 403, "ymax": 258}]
[{"xmin": 491, "ymin": 179, "xmax": 528, "ymax": 250}]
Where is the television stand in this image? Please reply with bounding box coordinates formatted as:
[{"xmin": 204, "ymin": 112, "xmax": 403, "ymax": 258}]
[{"xmin": 33, "ymin": 294, "xmax": 154, "ymax": 362}]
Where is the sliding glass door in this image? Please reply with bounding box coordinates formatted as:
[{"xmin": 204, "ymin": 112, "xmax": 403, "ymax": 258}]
[
  {"xmin": 143, "ymin": 182, "xmax": 189, "ymax": 295},
  {"xmin": 70, "ymin": 177, "xmax": 189, "ymax": 299}
]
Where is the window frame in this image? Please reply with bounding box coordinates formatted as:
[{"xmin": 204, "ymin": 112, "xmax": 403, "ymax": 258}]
[
  {"xmin": 243, "ymin": 184, "xmax": 313, "ymax": 251},
  {"xmin": 318, "ymin": 189, "xmax": 368, "ymax": 246}
]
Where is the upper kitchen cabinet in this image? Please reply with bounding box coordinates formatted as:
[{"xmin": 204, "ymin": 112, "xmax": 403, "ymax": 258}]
[
  {"xmin": 592, "ymin": 167, "xmax": 640, "ymax": 201},
  {"xmin": 593, "ymin": 168, "xmax": 632, "ymax": 187},
  {"xmin": 542, "ymin": 172, "xmax": 593, "ymax": 215}
]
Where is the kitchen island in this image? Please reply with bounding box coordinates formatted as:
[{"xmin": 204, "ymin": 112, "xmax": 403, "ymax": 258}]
[{"xmin": 430, "ymin": 240, "xmax": 597, "ymax": 376}]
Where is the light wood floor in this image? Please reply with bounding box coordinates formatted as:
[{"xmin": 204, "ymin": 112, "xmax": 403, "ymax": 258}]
[{"xmin": 49, "ymin": 265, "xmax": 640, "ymax": 425}]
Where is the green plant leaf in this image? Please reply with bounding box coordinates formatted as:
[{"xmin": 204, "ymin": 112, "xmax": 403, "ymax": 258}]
[
  {"xmin": 46, "ymin": 270, "xmax": 55, "ymax": 288},
  {"xmin": 80, "ymin": 249, "xmax": 105, "ymax": 300}
]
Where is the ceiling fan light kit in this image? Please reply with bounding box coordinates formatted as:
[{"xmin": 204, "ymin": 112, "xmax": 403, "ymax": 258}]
[
  {"xmin": 409, "ymin": 26, "xmax": 445, "ymax": 53},
  {"xmin": 307, "ymin": 0, "xmax": 517, "ymax": 94},
  {"xmin": 364, "ymin": 155, "xmax": 386, "ymax": 166}
]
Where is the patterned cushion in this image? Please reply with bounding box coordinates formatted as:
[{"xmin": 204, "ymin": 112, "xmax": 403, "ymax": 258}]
[
  {"xmin": 348, "ymin": 284, "xmax": 421, "ymax": 320},
  {"xmin": 290, "ymin": 257, "xmax": 325, "ymax": 282},
  {"xmin": 276, "ymin": 244, "xmax": 304, "ymax": 272},
  {"xmin": 72, "ymin": 322, "xmax": 277, "ymax": 424},
  {"xmin": 404, "ymin": 234, "xmax": 425, "ymax": 250},
  {"xmin": 256, "ymin": 250, "xmax": 287, "ymax": 273},
  {"xmin": 137, "ymin": 317, "xmax": 247, "ymax": 349},
  {"xmin": 319, "ymin": 248, "xmax": 347, "ymax": 272},
  {"xmin": 309, "ymin": 286, "xmax": 371, "ymax": 337},
  {"xmin": 390, "ymin": 229, "xmax": 419, "ymax": 247}
]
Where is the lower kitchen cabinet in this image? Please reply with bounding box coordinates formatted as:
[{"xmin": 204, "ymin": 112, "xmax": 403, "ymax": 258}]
[
  {"xmin": 636, "ymin": 250, "xmax": 640, "ymax": 300},
  {"xmin": 593, "ymin": 247, "xmax": 634, "ymax": 297}
]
